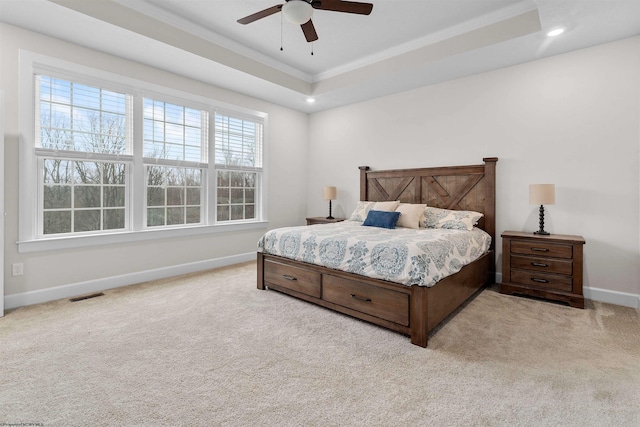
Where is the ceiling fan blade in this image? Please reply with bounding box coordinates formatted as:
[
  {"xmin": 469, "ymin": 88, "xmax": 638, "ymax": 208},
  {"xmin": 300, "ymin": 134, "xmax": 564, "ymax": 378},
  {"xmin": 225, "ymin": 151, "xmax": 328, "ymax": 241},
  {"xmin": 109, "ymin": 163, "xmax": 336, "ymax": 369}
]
[
  {"xmin": 301, "ymin": 19, "xmax": 319, "ymax": 42},
  {"xmin": 237, "ymin": 5, "xmax": 282, "ymax": 25},
  {"xmin": 311, "ymin": 0, "xmax": 373, "ymax": 15}
]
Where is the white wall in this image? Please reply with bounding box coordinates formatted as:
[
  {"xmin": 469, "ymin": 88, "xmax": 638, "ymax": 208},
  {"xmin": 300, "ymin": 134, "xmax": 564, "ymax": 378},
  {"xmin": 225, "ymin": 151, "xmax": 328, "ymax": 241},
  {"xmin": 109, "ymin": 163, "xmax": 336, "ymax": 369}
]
[
  {"xmin": 308, "ymin": 36, "xmax": 640, "ymax": 304},
  {"xmin": 3, "ymin": 23, "xmax": 639, "ymax": 309},
  {"xmin": 1, "ymin": 23, "xmax": 309, "ymax": 303}
]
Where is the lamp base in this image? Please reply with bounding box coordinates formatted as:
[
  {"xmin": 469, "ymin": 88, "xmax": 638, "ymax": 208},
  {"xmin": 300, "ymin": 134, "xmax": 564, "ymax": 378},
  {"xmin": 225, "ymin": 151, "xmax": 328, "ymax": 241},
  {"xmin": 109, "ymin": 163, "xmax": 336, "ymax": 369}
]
[
  {"xmin": 326, "ymin": 199, "xmax": 334, "ymax": 220},
  {"xmin": 534, "ymin": 205, "xmax": 550, "ymax": 236}
]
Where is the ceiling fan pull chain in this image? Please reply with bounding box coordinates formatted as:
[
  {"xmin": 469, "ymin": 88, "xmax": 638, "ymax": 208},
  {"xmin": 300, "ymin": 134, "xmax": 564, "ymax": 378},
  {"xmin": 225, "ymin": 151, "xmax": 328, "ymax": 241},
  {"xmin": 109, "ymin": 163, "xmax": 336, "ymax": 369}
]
[
  {"xmin": 311, "ymin": 42, "xmax": 314, "ymax": 56},
  {"xmin": 280, "ymin": 11, "xmax": 284, "ymax": 51}
]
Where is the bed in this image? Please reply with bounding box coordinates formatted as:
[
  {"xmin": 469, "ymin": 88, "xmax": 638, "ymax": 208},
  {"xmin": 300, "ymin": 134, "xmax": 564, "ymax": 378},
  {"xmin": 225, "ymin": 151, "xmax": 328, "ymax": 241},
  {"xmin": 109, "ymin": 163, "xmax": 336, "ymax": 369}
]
[{"xmin": 257, "ymin": 157, "xmax": 498, "ymax": 347}]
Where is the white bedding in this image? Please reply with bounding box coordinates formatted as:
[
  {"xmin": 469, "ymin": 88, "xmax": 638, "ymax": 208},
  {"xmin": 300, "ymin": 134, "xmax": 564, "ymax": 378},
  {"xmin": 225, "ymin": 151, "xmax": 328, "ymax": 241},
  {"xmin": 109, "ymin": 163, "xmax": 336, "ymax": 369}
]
[{"xmin": 257, "ymin": 220, "xmax": 492, "ymax": 287}]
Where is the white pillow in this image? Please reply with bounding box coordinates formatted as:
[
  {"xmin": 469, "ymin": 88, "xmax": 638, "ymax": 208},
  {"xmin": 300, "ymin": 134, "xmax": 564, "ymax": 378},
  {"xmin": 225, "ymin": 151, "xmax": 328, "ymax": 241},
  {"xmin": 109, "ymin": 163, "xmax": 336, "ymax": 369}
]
[
  {"xmin": 395, "ymin": 203, "xmax": 426, "ymax": 229},
  {"xmin": 373, "ymin": 201, "xmax": 400, "ymax": 212},
  {"xmin": 348, "ymin": 201, "xmax": 400, "ymax": 222},
  {"xmin": 422, "ymin": 207, "xmax": 483, "ymax": 231}
]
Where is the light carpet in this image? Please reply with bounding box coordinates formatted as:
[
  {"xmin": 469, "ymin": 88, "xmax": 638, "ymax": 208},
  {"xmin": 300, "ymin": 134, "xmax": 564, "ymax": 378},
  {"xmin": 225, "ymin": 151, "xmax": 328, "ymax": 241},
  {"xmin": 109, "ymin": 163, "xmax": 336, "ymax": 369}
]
[{"xmin": 1, "ymin": 261, "xmax": 639, "ymax": 426}]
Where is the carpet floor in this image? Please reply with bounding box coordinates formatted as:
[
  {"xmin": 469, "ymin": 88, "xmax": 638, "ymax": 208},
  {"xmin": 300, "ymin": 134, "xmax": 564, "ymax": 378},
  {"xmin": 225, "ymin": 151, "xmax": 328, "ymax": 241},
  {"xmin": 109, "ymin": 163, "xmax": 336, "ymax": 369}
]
[{"xmin": 1, "ymin": 261, "xmax": 639, "ymax": 426}]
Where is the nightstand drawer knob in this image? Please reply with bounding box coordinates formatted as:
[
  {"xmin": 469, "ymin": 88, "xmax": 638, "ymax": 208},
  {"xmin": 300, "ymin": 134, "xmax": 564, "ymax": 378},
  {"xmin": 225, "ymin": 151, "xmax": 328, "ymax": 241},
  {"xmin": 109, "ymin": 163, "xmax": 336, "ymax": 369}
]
[
  {"xmin": 282, "ymin": 275, "xmax": 298, "ymax": 281},
  {"xmin": 531, "ymin": 247, "xmax": 549, "ymax": 252},
  {"xmin": 531, "ymin": 278, "xmax": 549, "ymax": 284},
  {"xmin": 531, "ymin": 262, "xmax": 549, "ymax": 267}
]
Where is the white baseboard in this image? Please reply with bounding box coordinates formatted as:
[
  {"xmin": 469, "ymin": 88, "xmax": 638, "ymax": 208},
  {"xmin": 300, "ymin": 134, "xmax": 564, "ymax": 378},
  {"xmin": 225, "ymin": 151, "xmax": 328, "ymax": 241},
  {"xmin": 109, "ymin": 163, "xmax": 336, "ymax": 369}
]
[
  {"xmin": 7, "ymin": 259, "xmax": 639, "ymax": 311},
  {"xmin": 583, "ymin": 287, "xmax": 640, "ymax": 310},
  {"xmin": 496, "ymin": 273, "xmax": 639, "ymax": 310},
  {"xmin": 4, "ymin": 252, "xmax": 256, "ymax": 310}
]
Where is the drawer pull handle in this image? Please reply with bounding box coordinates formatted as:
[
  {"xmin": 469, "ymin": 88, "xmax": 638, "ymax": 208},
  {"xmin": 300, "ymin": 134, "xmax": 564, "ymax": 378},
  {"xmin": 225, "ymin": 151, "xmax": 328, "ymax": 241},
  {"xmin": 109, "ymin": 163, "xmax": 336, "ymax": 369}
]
[
  {"xmin": 531, "ymin": 247, "xmax": 549, "ymax": 252},
  {"xmin": 282, "ymin": 275, "xmax": 297, "ymax": 281},
  {"xmin": 350, "ymin": 294, "xmax": 372, "ymax": 303},
  {"xmin": 531, "ymin": 278, "xmax": 549, "ymax": 284},
  {"xmin": 531, "ymin": 262, "xmax": 549, "ymax": 267}
]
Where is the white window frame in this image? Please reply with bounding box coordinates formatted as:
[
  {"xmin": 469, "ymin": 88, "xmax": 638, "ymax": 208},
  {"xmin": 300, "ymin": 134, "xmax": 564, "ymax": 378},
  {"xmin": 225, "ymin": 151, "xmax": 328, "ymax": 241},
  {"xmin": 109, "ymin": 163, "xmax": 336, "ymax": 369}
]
[
  {"xmin": 34, "ymin": 72, "xmax": 134, "ymax": 237},
  {"xmin": 18, "ymin": 51, "xmax": 268, "ymax": 254},
  {"xmin": 213, "ymin": 109, "xmax": 264, "ymax": 224}
]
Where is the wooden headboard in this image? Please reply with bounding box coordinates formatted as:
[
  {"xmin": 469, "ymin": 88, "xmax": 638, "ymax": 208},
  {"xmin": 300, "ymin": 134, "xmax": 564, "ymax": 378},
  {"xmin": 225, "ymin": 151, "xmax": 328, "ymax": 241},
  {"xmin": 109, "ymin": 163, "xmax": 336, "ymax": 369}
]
[{"xmin": 359, "ymin": 157, "xmax": 498, "ymax": 252}]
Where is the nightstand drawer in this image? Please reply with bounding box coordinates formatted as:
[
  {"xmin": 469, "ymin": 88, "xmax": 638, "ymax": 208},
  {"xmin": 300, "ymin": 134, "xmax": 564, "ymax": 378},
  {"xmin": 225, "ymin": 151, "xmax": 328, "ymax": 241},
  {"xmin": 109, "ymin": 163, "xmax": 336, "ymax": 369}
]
[
  {"xmin": 511, "ymin": 240, "xmax": 572, "ymax": 259},
  {"xmin": 500, "ymin": 231, "xmax": 585, "ymax": 308},
  {"xmin": 511, "ymin": 255, "xmax": 572, "ymax": 275},
  {"xmin": 510, "ymin": 269, "xmax": 573, "ymax": 292}
]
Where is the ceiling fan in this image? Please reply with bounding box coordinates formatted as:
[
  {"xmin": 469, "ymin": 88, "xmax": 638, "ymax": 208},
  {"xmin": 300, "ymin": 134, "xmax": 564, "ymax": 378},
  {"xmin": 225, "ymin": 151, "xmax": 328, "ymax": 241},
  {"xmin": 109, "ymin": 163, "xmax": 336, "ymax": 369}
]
[{"xmin": 237, "ymin": 0, "xmax": 374, "ymax": 43}]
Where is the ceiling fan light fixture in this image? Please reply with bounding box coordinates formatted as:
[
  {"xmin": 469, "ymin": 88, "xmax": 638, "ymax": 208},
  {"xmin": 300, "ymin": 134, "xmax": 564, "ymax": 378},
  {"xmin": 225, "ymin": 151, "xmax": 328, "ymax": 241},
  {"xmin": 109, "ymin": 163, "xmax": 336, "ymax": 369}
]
[{"xmin": 282, "ymin": 0, "xmax": 313, "ymax": 25}]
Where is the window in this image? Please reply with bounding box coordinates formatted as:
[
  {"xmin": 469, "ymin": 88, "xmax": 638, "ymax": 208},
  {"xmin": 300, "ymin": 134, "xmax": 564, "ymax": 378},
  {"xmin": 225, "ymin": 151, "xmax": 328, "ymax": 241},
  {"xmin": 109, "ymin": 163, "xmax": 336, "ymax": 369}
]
[
  {"xmin": 146, "ymin": 166, "xmax": 202, "ymax": 227},
  {"xmin": 143, "ymin": 99, "xmax": 205, "ymax": 163},
  {"xmin": 214, "ymin": 113, "xmax": 263, "ymax": 222},
  {"xmin": 143, "ymin": 98, "xmax": 207, "ymax": 227},
  {"xmin": 20, "ymin": 53, "xmax": 266, "ymax": 251},
  {"xmin": 36, "ymin": 75, "xmax": 132, "ymax": 236},
  {"xmin": 42, "ymin": 159, "xmax": 127, "ymax": 234}
]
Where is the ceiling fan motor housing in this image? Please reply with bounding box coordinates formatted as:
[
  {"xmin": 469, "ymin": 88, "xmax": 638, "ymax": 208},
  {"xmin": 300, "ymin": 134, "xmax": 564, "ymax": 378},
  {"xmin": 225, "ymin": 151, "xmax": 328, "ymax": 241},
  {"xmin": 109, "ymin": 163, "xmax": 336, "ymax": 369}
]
[{"xmin": 282, "ymin": 0, "xmax": 314, "ymax": 25}]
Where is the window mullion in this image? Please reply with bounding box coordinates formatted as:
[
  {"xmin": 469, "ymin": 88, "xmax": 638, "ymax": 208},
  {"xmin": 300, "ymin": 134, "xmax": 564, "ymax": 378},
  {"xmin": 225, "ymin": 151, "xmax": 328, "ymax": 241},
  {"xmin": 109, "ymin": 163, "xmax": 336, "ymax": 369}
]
[
  {"xmin": 208, "ymin": 109, "xmax": 216, "ymax": 225},
  {"xmin": 132, "ymin": 92, "xmax": 145, "ymax": 231}
]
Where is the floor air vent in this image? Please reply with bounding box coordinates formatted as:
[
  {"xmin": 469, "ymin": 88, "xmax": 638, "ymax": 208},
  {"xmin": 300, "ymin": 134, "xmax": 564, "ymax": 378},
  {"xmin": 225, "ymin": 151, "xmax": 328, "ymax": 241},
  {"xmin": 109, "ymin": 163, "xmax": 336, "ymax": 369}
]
[{"xmin": 70, "ymin": 292, "xmax": 105, "ymax": 302}]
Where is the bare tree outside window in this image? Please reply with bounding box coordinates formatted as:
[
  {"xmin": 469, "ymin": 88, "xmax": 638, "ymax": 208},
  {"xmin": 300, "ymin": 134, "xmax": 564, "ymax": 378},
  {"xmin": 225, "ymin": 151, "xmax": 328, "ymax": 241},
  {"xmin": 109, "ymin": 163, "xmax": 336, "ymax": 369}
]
[
  {"xmin": 38, "ymin": 76, "xmax": 127, "ymax": 235},
  {"xmin": 143, "ymin": 97, "xmax": 204, "ymax": 227},
  {"xmin": 215, "ymin": 114, "xmax": 262, "ymax": 222},
  {"xmin": 32, "ymin": 72, "xmax": 264, "ymax": 240}
]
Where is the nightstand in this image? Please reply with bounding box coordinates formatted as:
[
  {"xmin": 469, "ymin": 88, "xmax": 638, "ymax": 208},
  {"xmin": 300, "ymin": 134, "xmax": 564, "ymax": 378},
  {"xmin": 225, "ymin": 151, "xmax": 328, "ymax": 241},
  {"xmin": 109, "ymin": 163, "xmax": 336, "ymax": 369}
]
[
  {"xmin": 500, "ymin": 231, "xmax": 586, "ymax": 308},
  {"xmin": 306, "ymin": 217, "xmax": 345, "ymax": 225}
]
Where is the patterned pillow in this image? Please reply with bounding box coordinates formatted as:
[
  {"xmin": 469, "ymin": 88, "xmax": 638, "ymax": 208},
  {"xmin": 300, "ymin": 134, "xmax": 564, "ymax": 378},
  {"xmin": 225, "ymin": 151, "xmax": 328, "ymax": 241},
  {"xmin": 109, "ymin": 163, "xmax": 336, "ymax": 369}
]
[
  {"xmin": 348, "ymin": 201, "xmax": 400, "ymax": 222},
  {"xmin": 348, "ymin": 201, "xmax": 376, "ymax": 222},
  {"xmin": 422, "ymin": 207, "xmax": 483, "ymax": 231},
  {"xmin": 395, "ymin": 203, "xmax": 426, "ymax": 229}
]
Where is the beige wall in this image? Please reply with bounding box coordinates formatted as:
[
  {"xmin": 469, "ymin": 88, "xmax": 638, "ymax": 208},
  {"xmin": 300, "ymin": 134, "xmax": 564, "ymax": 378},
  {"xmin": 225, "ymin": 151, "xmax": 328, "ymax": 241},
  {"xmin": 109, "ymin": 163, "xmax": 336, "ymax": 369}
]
[
  {"xmin": 1, "ymin": 23, "xmax": 309, "ymax": 298},
  {"xmin": 308, "ymin": 36, "xmax": 640, "ymax": 299}
]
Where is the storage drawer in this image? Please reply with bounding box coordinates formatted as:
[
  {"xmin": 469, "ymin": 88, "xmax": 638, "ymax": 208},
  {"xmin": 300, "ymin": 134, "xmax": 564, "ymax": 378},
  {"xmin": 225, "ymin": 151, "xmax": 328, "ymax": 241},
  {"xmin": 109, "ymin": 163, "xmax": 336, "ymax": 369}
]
[
  {"xmin": 264, "ymin": 259, "xmax": 321, "ymax": 298},
  {"xmin": 511, "ymin": 255, "xmax": 572, "ymax": 275},
  {"xmin": 322, "ymin": 275, "xmax": 409, "ymax": 326},
  {"xmin": 510, "ymin": 269, "xmax": 573, "ymax": 292},
  {"xmin": 511, "ymin": 240, "xmax": 572, "ymax": 259}
]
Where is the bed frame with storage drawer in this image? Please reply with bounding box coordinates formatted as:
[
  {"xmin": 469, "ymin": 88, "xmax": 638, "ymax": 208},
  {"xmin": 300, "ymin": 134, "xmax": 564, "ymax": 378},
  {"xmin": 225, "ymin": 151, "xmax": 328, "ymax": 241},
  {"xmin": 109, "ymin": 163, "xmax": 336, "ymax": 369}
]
[{"xmin": 257, "ymin": 158, "xmax": 498, "ymax": 347}]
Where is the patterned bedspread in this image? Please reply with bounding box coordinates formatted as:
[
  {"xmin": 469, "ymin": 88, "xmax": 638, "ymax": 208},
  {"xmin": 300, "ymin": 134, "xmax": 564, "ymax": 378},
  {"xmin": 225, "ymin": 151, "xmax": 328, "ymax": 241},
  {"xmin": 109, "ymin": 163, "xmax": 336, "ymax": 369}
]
[{"xmin": 257, "ymin": 221, "xmax": 492, "ymax": 287}]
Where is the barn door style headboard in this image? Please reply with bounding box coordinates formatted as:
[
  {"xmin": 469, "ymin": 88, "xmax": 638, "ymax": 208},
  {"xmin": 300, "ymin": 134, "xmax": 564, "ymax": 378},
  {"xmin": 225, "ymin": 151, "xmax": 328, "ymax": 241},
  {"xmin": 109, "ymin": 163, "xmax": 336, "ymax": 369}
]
[{"xmin": 358, "ymin": 157, "xmax": 498, "ymax": 252}]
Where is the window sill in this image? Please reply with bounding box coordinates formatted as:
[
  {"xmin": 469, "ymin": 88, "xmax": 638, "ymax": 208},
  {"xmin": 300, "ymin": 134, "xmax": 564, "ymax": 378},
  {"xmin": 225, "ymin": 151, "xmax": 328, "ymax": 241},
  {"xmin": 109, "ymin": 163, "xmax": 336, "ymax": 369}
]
[{"xmin": 17, "ymin": 221, "xmax": 269, "ymax": 254}]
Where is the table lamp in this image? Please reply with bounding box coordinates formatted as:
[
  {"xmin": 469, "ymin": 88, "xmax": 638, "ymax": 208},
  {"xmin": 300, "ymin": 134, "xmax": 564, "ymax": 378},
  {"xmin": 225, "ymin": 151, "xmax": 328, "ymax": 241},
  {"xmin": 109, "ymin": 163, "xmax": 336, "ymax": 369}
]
[
  {"xmin": 529, "ymin": 184, "xmax": 555, "ymax": 235},
  {"xmin": 323, "ymin": 186, "xmax": 337, "ymax": 220}
]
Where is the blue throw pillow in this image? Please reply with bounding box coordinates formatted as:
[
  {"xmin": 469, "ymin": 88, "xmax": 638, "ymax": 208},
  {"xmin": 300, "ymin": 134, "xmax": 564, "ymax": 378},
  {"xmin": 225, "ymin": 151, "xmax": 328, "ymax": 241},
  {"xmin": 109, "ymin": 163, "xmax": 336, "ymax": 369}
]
[{"xmin": 362, "ymin": 209, "xmax": 401, "ymax": 229}]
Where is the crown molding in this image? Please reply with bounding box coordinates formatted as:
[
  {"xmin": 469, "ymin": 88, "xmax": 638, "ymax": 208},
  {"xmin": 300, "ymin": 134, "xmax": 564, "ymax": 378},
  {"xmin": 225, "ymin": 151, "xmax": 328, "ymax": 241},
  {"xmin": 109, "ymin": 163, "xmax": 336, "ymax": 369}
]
[
  {"xmin": 110, "ymin": 0, "xmax": 314, "ymax": 83},
  {"xmin": 313, "ymin": 0, "xmax": 537, "ymax": 82}
]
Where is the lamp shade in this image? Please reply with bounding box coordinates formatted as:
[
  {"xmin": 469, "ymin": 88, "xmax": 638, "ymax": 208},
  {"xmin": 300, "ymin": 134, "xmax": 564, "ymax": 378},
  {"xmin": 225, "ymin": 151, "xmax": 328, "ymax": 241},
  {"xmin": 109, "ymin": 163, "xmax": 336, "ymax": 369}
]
[
  {"xmin": 282, "ymin": 0, "xmax": 313, "ymax": 25},
  {"xmin": 323, "ymin": 186, "xmax": 337, "ymax": 200},
  {"xmin": 529, "ymin": 184, "xmax": 555, "ymax": 205}
]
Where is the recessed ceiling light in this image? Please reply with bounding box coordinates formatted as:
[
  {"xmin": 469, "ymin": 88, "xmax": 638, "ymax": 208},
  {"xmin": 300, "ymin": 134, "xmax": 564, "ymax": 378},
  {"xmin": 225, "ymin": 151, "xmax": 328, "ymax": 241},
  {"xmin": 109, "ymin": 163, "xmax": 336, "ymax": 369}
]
[
  {"xmin": 547, "ymin": 28, "xmax": 565, "ymax": 37},
  {"xmin": 306, "ymin": 98, "xmax": 316, "ymax": 103}
]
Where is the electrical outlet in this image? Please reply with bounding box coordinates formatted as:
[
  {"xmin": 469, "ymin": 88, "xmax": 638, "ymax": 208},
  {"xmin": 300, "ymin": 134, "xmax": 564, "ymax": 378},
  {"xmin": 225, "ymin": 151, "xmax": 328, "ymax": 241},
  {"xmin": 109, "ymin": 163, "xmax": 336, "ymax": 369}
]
[{"xmin": 12, "ymin": 263, "xmax": 24, "ymax": 276}]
